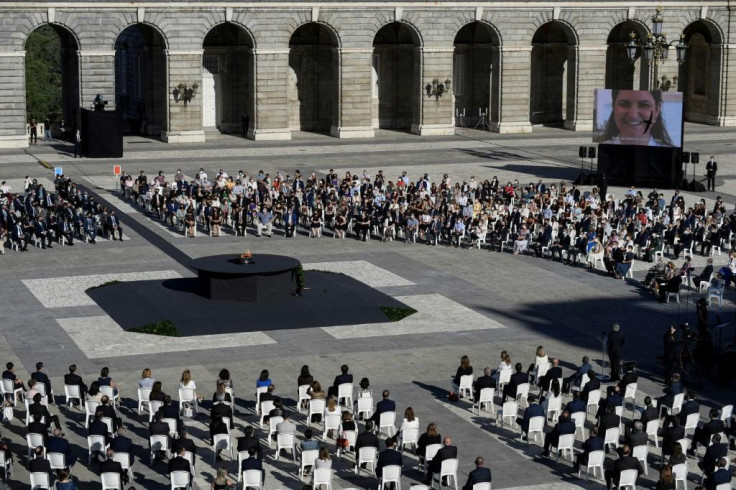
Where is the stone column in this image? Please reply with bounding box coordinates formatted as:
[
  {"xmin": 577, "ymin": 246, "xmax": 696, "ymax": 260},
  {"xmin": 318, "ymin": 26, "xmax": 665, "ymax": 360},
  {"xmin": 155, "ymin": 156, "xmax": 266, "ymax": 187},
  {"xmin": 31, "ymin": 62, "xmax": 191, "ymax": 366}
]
[
  {"xmin": 0, "ymin": 51, "xmax": 28, "ymax": 148},
  {"xmin": 252, "ymin": 49, "xmax": 290, "ymax": 140},
  {"xmin": 568, "ymin": 45, "xmax": 606, "ymax": 131},
  {"xmin": 164, "ymin": 50, "xmax": 205, "ymax": 143},
  {"xmin": 413, "ymin": 47, "xmax": 455, "ymax": 136},
  {"xmin": 496, "ymin": 46, "xmax": 533, "ymax": 133},
  {"xmin": 717, "ymin": 44, "xmax": 736, "ymax": 126},
  {"xmin": 78, "ymin": 51, "xmax": 116, "ymax": 113},
  {"xmin": 332, "ymin": 48, "xmax": 374, "ymax": 138}
]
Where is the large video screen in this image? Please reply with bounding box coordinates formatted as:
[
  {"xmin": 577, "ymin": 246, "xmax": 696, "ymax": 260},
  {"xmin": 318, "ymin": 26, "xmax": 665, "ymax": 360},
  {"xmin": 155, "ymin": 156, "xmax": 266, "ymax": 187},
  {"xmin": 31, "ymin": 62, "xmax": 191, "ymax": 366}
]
[{"xmin": 593, "ymin": 89, "xmax": 683, "ymax": 148}]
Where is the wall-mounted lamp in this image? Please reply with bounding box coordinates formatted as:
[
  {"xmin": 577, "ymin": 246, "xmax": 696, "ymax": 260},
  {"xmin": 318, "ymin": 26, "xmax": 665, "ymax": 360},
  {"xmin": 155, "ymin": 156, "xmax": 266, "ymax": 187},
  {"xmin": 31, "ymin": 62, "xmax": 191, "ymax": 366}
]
[
  {"xmin": 425, "ymin": 78, "xmax": 452, "ymax": 100},
  {"xmin": 172, "ymin": 82, "xmax": 199, "ymax": 106}
]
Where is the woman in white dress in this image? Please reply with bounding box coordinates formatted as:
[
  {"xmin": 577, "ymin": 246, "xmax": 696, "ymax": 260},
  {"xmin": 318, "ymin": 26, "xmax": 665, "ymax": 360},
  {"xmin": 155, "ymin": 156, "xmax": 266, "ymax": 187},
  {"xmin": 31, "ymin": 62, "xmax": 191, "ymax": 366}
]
[{"xmin": 492, "ymin": 351, "xmax": 513, "ymax": 382}]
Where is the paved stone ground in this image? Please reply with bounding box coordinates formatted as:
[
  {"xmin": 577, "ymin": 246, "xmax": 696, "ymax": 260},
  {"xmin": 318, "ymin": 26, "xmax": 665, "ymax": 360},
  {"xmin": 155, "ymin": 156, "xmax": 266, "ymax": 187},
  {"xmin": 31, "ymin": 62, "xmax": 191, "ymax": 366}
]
[{"xmin": 0, "ymin": 125, "xmax": 734, "ymax": 490}]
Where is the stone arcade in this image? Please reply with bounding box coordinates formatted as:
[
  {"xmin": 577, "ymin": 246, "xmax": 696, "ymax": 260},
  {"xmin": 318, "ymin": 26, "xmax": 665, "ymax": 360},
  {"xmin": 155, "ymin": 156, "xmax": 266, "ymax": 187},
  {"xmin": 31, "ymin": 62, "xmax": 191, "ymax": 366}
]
[{"xmin": 1, "ymin": 1, "xmax": 734, "ymax": 147}]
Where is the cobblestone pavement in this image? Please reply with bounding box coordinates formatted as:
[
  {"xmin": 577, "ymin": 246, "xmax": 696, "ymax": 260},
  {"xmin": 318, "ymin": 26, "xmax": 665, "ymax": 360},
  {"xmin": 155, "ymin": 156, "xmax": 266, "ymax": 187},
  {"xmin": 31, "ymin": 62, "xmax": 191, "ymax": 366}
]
[{"xmin": 0, "ymin": 126, "xmax": 734, "ymax": 489}]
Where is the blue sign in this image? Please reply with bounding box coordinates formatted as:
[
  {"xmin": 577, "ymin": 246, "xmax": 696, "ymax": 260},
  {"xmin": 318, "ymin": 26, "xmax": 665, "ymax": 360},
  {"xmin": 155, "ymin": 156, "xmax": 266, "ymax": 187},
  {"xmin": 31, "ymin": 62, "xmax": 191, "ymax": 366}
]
[{"xmin": 54, "ymin": 167, "xmax": 63, "ymax": 176}]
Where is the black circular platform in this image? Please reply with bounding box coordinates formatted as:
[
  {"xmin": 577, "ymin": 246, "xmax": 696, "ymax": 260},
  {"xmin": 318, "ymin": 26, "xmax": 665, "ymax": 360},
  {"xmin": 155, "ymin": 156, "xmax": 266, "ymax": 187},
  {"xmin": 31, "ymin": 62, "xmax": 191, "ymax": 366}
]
[{"xmin": 190, "ymin": 254, "xmax": 301, "ymax": 302}]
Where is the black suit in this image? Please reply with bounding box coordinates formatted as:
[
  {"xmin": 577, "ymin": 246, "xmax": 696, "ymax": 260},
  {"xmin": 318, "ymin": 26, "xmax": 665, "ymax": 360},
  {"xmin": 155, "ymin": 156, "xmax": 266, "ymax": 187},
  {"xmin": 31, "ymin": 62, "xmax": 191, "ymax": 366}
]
[
  {"xmin": 598, "ymin": 413, "xmax": 621, "ymax": 433},
  {"xmin": 241, "ymin": 456, "xmax": 265, "ymax": 482},
  {"xmin": 544, "ymin": 420, "xmax": 576, "ymax": 453},
  {"xmin": 63, "ymin": 373, "xmax": 87, "ymax": 400},
  {"xmin": 694, "ymin": 420, "xmax": 725, "ymax": 448},
  {"xmin": 355, "ymin": 430, "xmax": 379, "ymax": 454},
  {"xmin": 605, "ymin": 455, "xmax": 642, "ymax": 488},
  {"xmin": 540, "ymin": 366, "xmax": 562, "ymax": 390},
  {"xmin": 168, "ymin": 455, "xmax": 191, "ymax": 474},
  {"xmin": 580, "ymin": 377, "xmax": 601, "ymax": 402},
  {"xmin": 473, "ymin": 375, "xmax": 496, "ymax": 401},
  {"xmin": 172, "ymin": 437, "xmax": 197, "ymax": 458},
  {"xmin": 706, "ymin": 467, "xmax": 731, "ymax": 490},
  {"xmin": 699, "ymin": 443, "xmax": 728, "ymax": 475},
  {"xmin": 47, "ymin": 435, "xmax": 77, "ymax": 467},
  {"xmin": 429, "ymin": 445, "xmax": 458, "ymax": 475},
  {"xmin": 31, "ymin": 371, "xmax": 52, "ymax": 399},
  {"xmin": 29, "ymin": 457, "xmax": 52, "ymax": 475},
  {"xmin": 627, "ymin": 432, "xmax": 648, "ymax": 448},
  {"xmin": 618, "ymin": 372, "xmax": 638, "ymax": 392},
  {"xmin": 575, "ymin": 436, "xmax": 604, "ymax": 468},
  {"xmin": 463, "ymin": 467, "xmax": 492, "ymax": 490},
  {"xmin": 607, "ymin": 330, "xmax": 625, "ymax": 380},
  {"xmin": 89, "ymin": 420, "xmax": 110, "ymax": 445},
  {"xmin": 376, "ymin": 448, "xmax": 402, "ymax": 477},
  {"xmin": 99, "ymin": 458, "xmax": 124, "ymax": 478},
  {"xmin": 503, "ymin": 371, "xmax": 529, "ymax": 401},
  {"xmin": 110, "ymin": 436, "xmax": 134, "ymax": 466},
  {"xmin": 662, "ymin": 424, "xmax": 685, "ymax": 456},
  {"xmin": 329, "ymin": 373, "xmax": 353, "ymax": 399},
  {"xmin": 236, "ymin": 435, "xmax": 262, "ymax": 460},
  {"xmin": 370, "ymin": 399, "xmax": 396, "ymax": 423}
]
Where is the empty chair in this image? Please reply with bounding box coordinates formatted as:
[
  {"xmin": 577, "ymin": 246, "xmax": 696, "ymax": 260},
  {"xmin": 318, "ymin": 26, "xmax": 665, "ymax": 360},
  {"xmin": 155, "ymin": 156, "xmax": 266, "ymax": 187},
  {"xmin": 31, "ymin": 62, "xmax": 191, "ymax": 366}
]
[
  {"xmin": 29, "ymin": 472, "xmax": 50, "ymax": 489},
  {"xmin": 241, "ymin": 469, "xmax": 263, "ymax": 490},
  {"xmin": 379, "ymin": 465, "xmax": 402, "ymax": 490},
  {"xmin": 337, "ymin": 383, "xmax": 353, "ymax": 408},
  {"xmin": 632, "ymin": 444, "xmax": 649, "ymax": 475},
  {"xmin": 100, "ymin": 471, "xmax": 122, "ymax": 490},
  {"xmin": 473, "ymin": 388, "xmax": 495, "ymax": 415},
  {"xmin": 355, "ymin": 446, "xmax": 377, "ymax": 475},
  {"xmin": 169, "ymin": 470, "xmax": 191, "ymax": 490},
  {"xmin": 579, "ymin": 449, "xmax": 605, "ymax": 481},
  {"xmin": 308, "ymin": 399, "xmax": 326, "ymax": 427},
  {"xmin": 496, "ymin": 400, "xmax": 518, "ymax": 429},
  {"xmin": 378, "ymin": 411, "xmax": 397, "ymax": 437},
  {"xmin": 553, "ymin": 434, "xmax": 575, "ymax": 462},
  {"xmin": 64, "ymin": 384, "xmax": 82, "ymax": 408},
  {"xmin": 276, "ymin": 433, "xmax": 295, "ymax": 461},
  {"xmin": 431, "ymin": 458, "xmax": 458, "ymax": 490},
  {"xmin": 312, "ymin": 467, "xmax": 333, "ymax": 490},
  {"xmin": 137, "ymin": 387, "xmax": 152, "ymax": 415},
  {"xmin": 615, "ymin": 469, "xmax": 638, "ymax": 490},
  {"xmin": 299, "ymin": 449, "xmax": 319, "ymax": 480},
  {"xmin": 212, "ymin": 433, "xmax": 233, "ymax": 463}
]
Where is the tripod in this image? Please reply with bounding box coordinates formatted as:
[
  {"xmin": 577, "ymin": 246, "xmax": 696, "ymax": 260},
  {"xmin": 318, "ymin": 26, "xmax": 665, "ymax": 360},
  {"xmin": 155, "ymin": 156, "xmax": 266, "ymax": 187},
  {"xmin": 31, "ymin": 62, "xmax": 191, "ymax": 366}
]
[{"xmin": 474, "ymin": 109, "xmax": 491, "ymax": 132}]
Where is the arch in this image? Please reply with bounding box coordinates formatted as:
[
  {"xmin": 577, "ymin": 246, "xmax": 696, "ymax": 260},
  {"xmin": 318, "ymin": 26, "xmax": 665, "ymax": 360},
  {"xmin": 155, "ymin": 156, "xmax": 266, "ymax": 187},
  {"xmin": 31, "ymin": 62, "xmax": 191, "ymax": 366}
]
[
  {"xmin": 112, "ymin": 20, "xmax": 169, "ymax": 52},
  {"xmin": 678, "ymin": 19, "xmax": 723, "ymax": 124},
  {"xmin": 605, "ymin": 20, "xmax": 650, "ymax": 90},
  {"xmin": 372, "ymin": 21, "xmax": 422, "ymax": 131},
  {"xmin": 530, "ymin": 21, "xmax": 578, "ymax": 127},
  {"xmin": 24, "ymin": 23, "xmax": 81, "ymax": 135},
  {"xmin": 288, "ymin": 19, "xmax": 341, "ymax": 48},
  {"xmin": 288, "ymin": 22, "xmax": 339, "ymax": 133},
  {"xmin": 202, "ymin": 22, "xmax": 255, "ymax": 136},
  {"xmin": 114, "ymin": 23, "xmax": 168, "ymax": 137},
  {"xmin": 453, "ymin": 21, "xmax": 502, "ymax": 129}
]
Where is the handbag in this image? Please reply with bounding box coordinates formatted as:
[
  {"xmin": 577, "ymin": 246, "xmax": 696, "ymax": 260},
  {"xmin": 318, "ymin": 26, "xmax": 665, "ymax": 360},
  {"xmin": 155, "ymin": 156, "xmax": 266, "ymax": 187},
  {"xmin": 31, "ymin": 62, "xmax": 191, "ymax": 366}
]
[
  {"xmin": 448, "ymin": 392, "xmax": 459, "ymax": 403},
  {"xmin": 337, "ymin": 434, "xmax": 349, "ymax": 448}
]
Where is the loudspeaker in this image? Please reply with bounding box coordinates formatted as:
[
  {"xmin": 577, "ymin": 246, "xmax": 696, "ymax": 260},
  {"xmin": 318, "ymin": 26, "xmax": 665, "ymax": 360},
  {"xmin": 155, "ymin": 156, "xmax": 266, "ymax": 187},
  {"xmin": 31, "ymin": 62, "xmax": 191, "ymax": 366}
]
[
  {"xmin": 579, "ymin": 146, "xmax": 586, "ymax": 158},
  {"xmin": 692, "ymin": 152, "xmax": 700, "ymax": 164},
  {"xmin": 682, "ymin": 152, "xmax": 690, "ymax": 164},
  {"xmin": 80, "ymin": 109, "xmax": 123, "ymax": 158},
  {"xmin": 588, "ymin": 147, "xmax": 597, "ymax": 159}
]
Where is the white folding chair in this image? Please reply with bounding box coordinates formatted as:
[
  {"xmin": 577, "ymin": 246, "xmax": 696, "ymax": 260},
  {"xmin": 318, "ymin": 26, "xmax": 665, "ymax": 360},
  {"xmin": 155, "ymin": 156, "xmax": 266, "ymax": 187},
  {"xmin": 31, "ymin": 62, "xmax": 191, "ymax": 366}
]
[
  {"xmin": 255, "ymin": 386, "xmax": 267, "ymax": 415},
  {"xmin": 34, "ymin": 383, "xmax": 55, "ymax": 405},
  {"xmin": 113, "ymin": 452, "xmax": 134, "ymax": 481},
  {"xmin": 29, "ymin": 472, "xmax": 50, "ymax": 489},
  {"xmin": 241, "ymin": 469, "xmax": 263, "ymax": 490},
  {"xmin": 355, "ymin": 395, "xmax": 374, "ymax": 420},
  {"xmin": 149, "ymin": 434, "xmax": 170, "ymax": 463},
  {"xmin": 379, "ymin": 465, "xmax": 402, "ymax": 490},
  {"xmin": 101, "ymin": 471, "xmax": 121, "ymax": 490},
  {"xmin": 178, "ymin": 388, "xmax": 198, "ymax": 416},
  {"xmin": 497, "ymin": 370, "xmax": 511, "ymax": 394},
  {"xmin": 400, "ymin": 426, "xmax": 419, "ymax": 452},
  {"xmin": 456, "ymin": 374, "xmax": 474, "ymax": 399},
  {"xmin": 148, "ymin": 400, "xmax": 163, "ymax": 422},
  {"xmin": 26, "ymin": 433, "xmax": 45, "ymax": 460},
  {"xmin": 659, "ymin": 393, "xmax": 684, "ymax": 418},
  {"xmin": 524, "ymin": 416, "xmax": 545, "ymax": 445},
  {"xmin": 378, "ymin": 411, "xmax": 397, "ymax": 437},
  {"xmin": 64, "ymin": 384, "xmax": 81, "ymax": 408},
  {"xmin": 515, "ymin": 383, "xmax": 530, "ymax": 407},
  {"xmin": 307, "ymin": 399, "xmax": 326, "ymax": 427},
  {"xmin": 431, "ymin": 458, "xmax": 458, "ymax": 490},
  {"xmin": 624, "ymin": 382, "xmax": 638, "ymax": 415},
  {"xmin": 299, "ymin": 449, "xmax": 319, "ymax": 480},
  {"xmin": 473, "ymin": 388, "xmax": 495, "ymax": 415},
  {"xmin": 720, "ymin": 404, "xmax": 733, "ymax": 427},
  {"xmin": 99, "ymin": 385, "xmax": 120, "ymax": 408},
  {"xmin": 337, "ymin": 383, "xmax": 354, "ymax": 407},
  {"xmin": 137, "ymin": 387, "xmax": 152, "ymax": 415},
  {"xmin": 267, "ymin": 416, "xmax": 283, "ymax": 447},
  {"xmin": 553, "ymin": 433, "xmax": 575, "ymax": 462},
  {"xmin": 298, "ymin": 385, "xmax": 311, "ymax": 412},
  {"xmin": 632, "ymin": 444, "xmax": 649, "ymax": 475},
  {"xmin": 496, "ymin": 400, "xmax": 517, "ymax": 429},
  {"xmin": 604, "ymin": 427, "xmax": 621, "ymax": 450},
  {"xmin": 579, "ymin": 449, "xmax": 605, "ymax": 481},
  {"xmin": 259, "ymin": 400, "xmax": 275, "ymax": 428},
  {"xmin": 645, "ymin": 419, "xmax": 660, "ymax": 448},
  {"xmin": 615, "ymin": 469, "xmax": 638, "ymax": 489},
  {"xmin": 546, "ymin": 395, "xmax": 562, "ymax": 422},
  {"xmin": 684, "ymin": 412, "xmax": 700, "ymax": 435},
  {"xmin": 87, "ymin": 434, "xmax": 108, "ymax": 465},
  {"xmin": 212, "ymin": 433, "xmax": 233, "ymax": 463},
  {"xmin": 312, "ymin": 467, "xmax": 333, "ymax": 490},
  {"xmin": 169, "ymin": 470, "xmax": 191, "ymax": 490},
  {"xmin": 276, "ymin": 433, "xmax": 295, "ymax": 461},
  {"xmin": 323, "ymin": 412, "xmax": 341, "ymax": 440},
  {"xmin": 421, "ymin": 444, "xmax": 441, "ymax": 472},
  {"xmin": 571, "ymin": 411, "xmax": 587, "ymax": 440},
  {"xmin": 355, "ymin": 446, "xmax": 377, "ymax": 475},
  {"xmin": 47, "ymin": 451, "xmax": 70, "ymax": 475},
  {"xmin": 0, "ymin": 379, "xmax": 23, "ymax": 407},
  {"xmin": 586, "ymin": 389, "xmax": 601, "ymax": 415},
  {"xmin": 672, "ymin": 463, "xmax": 688, "ymax": 490}
]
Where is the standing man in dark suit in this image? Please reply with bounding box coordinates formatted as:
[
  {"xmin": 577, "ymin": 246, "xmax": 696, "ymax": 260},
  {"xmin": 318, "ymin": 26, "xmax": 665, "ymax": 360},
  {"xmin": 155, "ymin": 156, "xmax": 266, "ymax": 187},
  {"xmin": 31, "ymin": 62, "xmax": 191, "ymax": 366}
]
[
  {"xmin": 502, "ymin": 363, "xmax": 529, "ymax": 402},
  {"xmin": 463, "ymin": 456, "xmax": 492, "ymax": 490},
  {"xmin": 473, "ymin": 367, "xmax": 496, "ymax": 401},
  {"xmin": 371, "ymin": 390, "xmax": 396, "ymax": 424},
  {"xmin": 328, "ymin": 365, "xmax": 353, "ymax": 400},
  {"xmin": 573, "ymin": 427, "xmax": 603, "ymax": 472},
  {"xmin": 604, "ymin": 444, "xmax": 642, "ymax": 489},
  {"xmin": 427, "ymin": 437, "xmax": 458, "ymax": 484},
  {"xmin": 64, "ymin": 364, "xmax": 87, "ymax": 403},
  {"xmin": 607, "ymin": 323, "xmax": 625, "ymax": 381},
  {"xmin": 376, "ymin": 436, "xmax": 403, "ymax": 479},
  {"xmin": 542, "ymin": 411, "xmax": 576, "ymax": 457},
  {"xmin": 706, "ymin": 156, "xmax": 718, "ymax": 191},
  {"xmin": 663, "ymin": 325, "xmax": 679, "ymax": 384}
]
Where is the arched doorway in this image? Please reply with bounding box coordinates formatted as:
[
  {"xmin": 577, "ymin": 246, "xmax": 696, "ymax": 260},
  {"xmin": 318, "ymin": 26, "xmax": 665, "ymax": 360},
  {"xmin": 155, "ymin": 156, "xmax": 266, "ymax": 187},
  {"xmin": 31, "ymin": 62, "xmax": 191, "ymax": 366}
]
[
  {"xmin": 288, "ymin": 23, "xmax": 338, "ymax": 133},
  {"xmin": 24, "ymin": 24, "xmax": 80, "ymax": 138},
  {"xmin": 202, "ymin": 23, "xmax": 254, "ymax": 135},
  {"xmin": 606, "ymin": 21, "xmax": 649, "ymax": 90},
  {"xmin": 114, "ymin": 24, "xmax": 167, "ymax": 137},
  {"xmin": 530, "ymin": 21, "xmax": 577, "ymax": 126},
  {"xmin": 453, "ymin": 22, "xmax": 501, "ymax": 130},
  {"xmin": 372, "ymin": 22, "xmax": 421, "ymax": 131},
  {"xmin": 678, "ymin": 21, "xmax": 722, "ymax": 124}
]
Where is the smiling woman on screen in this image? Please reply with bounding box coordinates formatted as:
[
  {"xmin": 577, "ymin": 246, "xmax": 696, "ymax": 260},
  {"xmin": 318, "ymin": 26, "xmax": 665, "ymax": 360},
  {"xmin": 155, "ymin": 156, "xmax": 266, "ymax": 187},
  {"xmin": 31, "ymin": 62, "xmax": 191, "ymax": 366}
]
[{"xmin": 597, "ymin": 90, "xmax": 675, "ymax": 147}]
